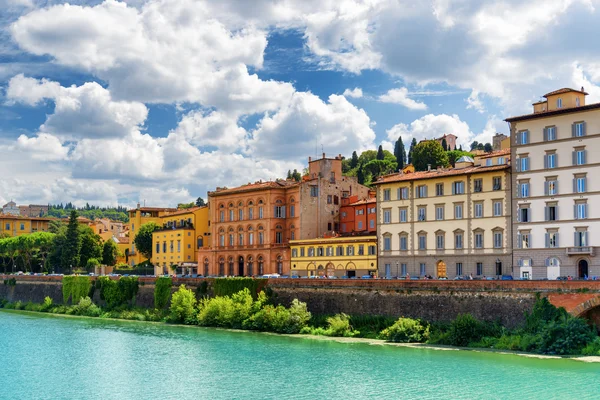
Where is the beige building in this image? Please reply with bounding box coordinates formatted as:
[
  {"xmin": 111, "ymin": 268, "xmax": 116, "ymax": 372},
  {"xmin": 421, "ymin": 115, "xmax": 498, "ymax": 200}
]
[
  {"xmin": 373, "ymin": 153, "xmax": 512, "ymax": 278},
  {"xmin": 507, "ymin": 87, "xmax": 600, "ymax": 280}
]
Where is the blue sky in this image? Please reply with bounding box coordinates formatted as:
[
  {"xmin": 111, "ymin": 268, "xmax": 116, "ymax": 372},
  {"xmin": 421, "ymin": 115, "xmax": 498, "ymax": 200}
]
[{"xmin": 1, "ymin": 0, "xmax": 599, "ymax": 207}]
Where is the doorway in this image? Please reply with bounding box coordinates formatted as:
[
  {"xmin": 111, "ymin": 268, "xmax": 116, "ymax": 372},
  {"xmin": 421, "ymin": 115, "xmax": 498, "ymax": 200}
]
[
  {"xmin": 238, "ymin": 256, "xmax": 244, "ymax": 276},
  {"xmin": 436, "ymin": 260, "xmax": 447, "ymax": 278},
  {"xmin": 495, "ymin": 261, "xmax": 503, "ymax": 276},
  {"xmin": 578, "ymin": 259, "xmax": 589, "ymax": 278}
]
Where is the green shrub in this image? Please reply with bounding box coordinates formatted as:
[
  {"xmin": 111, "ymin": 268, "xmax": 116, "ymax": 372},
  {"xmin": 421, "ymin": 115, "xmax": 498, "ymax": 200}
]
[
  {"xmin": 245, "ymin": 299, "xmax": 311, "ymax": 334},
  {"xmin": 537, "ymin": 317, "xmax": 596, "ymax": 355},
  {"xmin": 3, "ymin": 278, "xmax": 16, "ymax": 286},
  {"xmin": 62, "ymin": 276, "xmax": 92, "ymax": 304},
  {"xmin": 14, "ymin": 301, "xmax": 23, "ymax": 310},
  {"xmin": 444, "ymin": 314, "xmax": 497, "ymax": 347},
  {"xmin": 197, "ymin": 288, "xmax": 255, "ymax": 328},
  {"xmin": 85, "ymin": 258, "xmax": 101, "ymax": 272},
  {"xmin": 97, "ymin": 276, "xmax": 139, "ymax": 309},
  {"xmin": 40, "ymin": 296, "xmax": 54, "ymax": 312},
  {"xmin": 213, "ymin": 277, "xmax": 267, "ymax": 299},
  {"xmin": 525, "ymin": 295, "xmax": 568, "ymax": 333},
  {"xmin": 196, "ymin": 281, "xmax": 209, "ymax": 297},
  {"xmin": 0, "ymin": 298, "xmax": 7, "ymax": 308},
  {"xmin": 169, "ymin": 285, "xmax": 197, "ymax": 324},
  {"xmin": 379, "ymin": 317, "xmax": 429, "ymax": 343},
  {"xmin": 325, "ymin": 313, "xmax": 358, "ymax": 337},
  {"xmin": 154, "ymin": 277, "xmax": 172, "ymax": 309},
  {"xmin": 582, "ymin": 337, "xmax": 600, "ymax": 356},
  {"xmin": 71, "ymin": 296, "xmax": 101, "ymax": 317}
]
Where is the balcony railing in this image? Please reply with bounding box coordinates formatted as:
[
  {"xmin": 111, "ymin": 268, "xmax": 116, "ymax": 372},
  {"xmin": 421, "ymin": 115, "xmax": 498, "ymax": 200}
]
[{"xmin": 566, "ymin": 247, "xmax": 594, "ymax": 256}]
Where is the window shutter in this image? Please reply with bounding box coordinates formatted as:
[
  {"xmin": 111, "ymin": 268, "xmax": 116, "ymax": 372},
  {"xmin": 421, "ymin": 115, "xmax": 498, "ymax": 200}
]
[
  {"xmin": 583, "ymin": 177, "xmax": 587, "ymax": 192},
  {"xmin": 582, "ymin": 121, "xmax": 587, "ymax": 136},
  {"xmin": 544, "ymin": 181, "xmax": 549, "ymax": 196},
  {"xmin": 424, "ymin": 186, "xmax": 428, "ymax": 198},
  {"xmin": 555, "ymin": 181, "xmax": 558, "ymax": 194},
  {"xmin": 518, "ymin": 258, "xmax": 523, "ymax": 267},
  {"xmin": 282, "ymin": 206, "xmax": 286, "ymax": 217},
  {"xmin": 583, "ymin": 150, "xmax": 587, "ymax": 165},
  {"xmin": 572, "ymin": 123, "xmax": 576, "ymax": 137},
  {"xmin": 545, "ymin": 233, "xmax": 549, "ymax": 248},
  {"xmin": 544, "ymin": 207, "xmax": 548, "ymax": 221},
  {"xmin": 584, "ymin": 204, "xmax": 588, "ymax": 219},
  {"xmin": 517, "ymin": 234, "xmax": 522, "ymax": 248},
  {"xmin": 555, "ymin": 233, "xmax": 559, "ymax": 247},
  {"xmin": 554, "ymin": 154, "xmax": 557, "ymax": 168},
  {"xmin": 544, "ymin": 155, "xmax": 548, "ymax": 169},
  {"xmin": 525, "ymin": 131, "xmax": 529, "ymax": 143},
  {"xmin": 585, "ymin": 231, "xmax": 589, "ymax": 247},
  {"xmin": 572, "ymin": 151, "xmax": 577, "ymax": 166},
  {"xmin": 543, "ymin": 127, "xmax": 548, "ymax": 141},
  {"xmin": 574, "ymin": 205, "xmax": 578, "ymax": 219},
  {"xmin": 573, "ymin": 179, "xmax": 577, "ymax": 193},
  {"xmin": 397, "ymin": 188, "xmax": 401, "ymax": 200}
]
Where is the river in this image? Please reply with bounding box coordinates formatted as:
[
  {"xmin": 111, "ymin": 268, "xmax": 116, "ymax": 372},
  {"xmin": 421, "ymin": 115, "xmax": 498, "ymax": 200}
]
[{"xmin": 1, "ymin": 311, "xmax": 599, "ymax": 399}]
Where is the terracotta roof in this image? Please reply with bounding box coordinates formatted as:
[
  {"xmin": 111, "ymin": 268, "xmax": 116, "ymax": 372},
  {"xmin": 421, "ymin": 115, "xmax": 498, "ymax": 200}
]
[
  {"xmin": 129, "ymin": 207, "xmax": 177, "ymax": 213},
  {"xmin": 543, "ymin": 88, "xmax": 588, "ymax": 97},
  {"xmin": 373, "ymin": 164, "xmax": 510, "ymax": 185},
  {"xmin": 209, "ymin": 180, "xmax": 299, "ymax": 196},
  {"xmin": 532, "ymin": 100, "xmax": 547, "ymax": 105},
  {"xmin": 348, "ymin": 198, "xmax": 377, "ymax": 206},
  {"xmin": 505, "ymin": 101, "xmax": 600, "ymax": 122},
  {"xmin": 0, "ymin": 215, "xmax": 54, "ymax": 221},
  {"xmin": 475, "ymin": 148, "xmax": 511, "ymax": 159},
  {"xmin": 115, "ymin": 237, "xmax": 129, "ymax": 244},
  {"xmin": 164, "ymin": 206, "xmax": 206, "ymax": 217}
]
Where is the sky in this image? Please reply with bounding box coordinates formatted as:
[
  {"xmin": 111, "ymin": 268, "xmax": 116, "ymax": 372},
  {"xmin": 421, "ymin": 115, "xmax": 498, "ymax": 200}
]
[{"xmin": 1, "ymin": 0, "xmax": 600, "ymax": 208}]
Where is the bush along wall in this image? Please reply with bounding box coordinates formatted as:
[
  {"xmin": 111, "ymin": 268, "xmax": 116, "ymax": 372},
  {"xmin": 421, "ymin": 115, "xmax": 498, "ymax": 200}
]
[
  {"xmin": 154, "ymin": 277, "xmax": 173, "ymax": 309},
  {"xmin": 62, "ymin": 276, "xmax": 92, "ymax": 304},
  {"xmin": 213, "ymin": 277, "xmax": 267, "ymax": 299},
  {"xmin": 96, "ymin": 276, "xmax": 139, "ymax": 309}
]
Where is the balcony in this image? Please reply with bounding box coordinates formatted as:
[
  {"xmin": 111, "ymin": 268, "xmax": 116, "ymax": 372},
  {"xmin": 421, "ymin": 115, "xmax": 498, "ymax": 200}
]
[
  {"xmin": 156, "ymin": 222, "xmax": 194, "ymax": 232},
  {"xmin": 566, "ymin": 247, "xmax": 594, "ymax": 256}
]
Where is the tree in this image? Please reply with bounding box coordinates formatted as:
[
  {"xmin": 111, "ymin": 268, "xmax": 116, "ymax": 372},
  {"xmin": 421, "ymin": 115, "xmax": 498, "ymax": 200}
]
[
  {"xmin": 134, "ymin": 222, "xmax": 160, "ymax": 261},
  {"xmin": 48, "ymin": 220, "xmax": 63, "ymax": 234},
  {"xmin": 411, "ymin": 140, "xmax": 450, "ymax": 171},
  {"xmin": 394, "ymin": 136, "xmax": 406, "ymax": 171},
  {"xmin": 63, "ymin": 210, "xmax": 81, "ymax": 272},
  {"xmin": 85, "ymin": 258, "xmax": 101, "ymax": 273},
  {"xmin": 484, "ymin": 142, "xmax": 493, "ymax": 153},
  {"xmin": 102, "ymin": 240, "xmax": 119, "ymax": 266},
  {"xmin": 177, "ymin": 202, "xmax": 194, "ymax": 209},
  {"xmin": 459, "ymin": 144, "xmax": 463, "ymax": 151},
  {"xmin": 79, "ymin": 226, "xmax": 103, "ymax": 268},
  {"xmin": 195, "ymin": 197, "xmax": 206, "ymax": 207},
  {"xmin": 447, "ymin": 150, "xmax": 474, "ymax": 167},
  {"xmin": 470, "ymin": 141, "xmax": 479, "ymax": 151},
  {"xmin": 33, "ymin": 232, "xmax": 55, "ymax": 273},
  {"xmin": 357, "ymin": 167, "xmax": 365, "ymax": 185},
  {"xmin": 407, "ymin": 138, "xmax": 417, "ymax": 164},
  {"xmin": 292, "ymin": 169, "xmax": 301, "ymax": 182},
  {"xmin": 376, "ymin": 145, "xmax": 385, "ymax": 160},
  {"xmin": 441, "ymin": 138, "xmax": 448, "ymax": 151},
  {"xmin": 350, "ymin": 151, "xmax": 359, "ymax": 168},
  {"xmin": 287, "ymin": 170, "xmax": 292, "ymax": 179}
]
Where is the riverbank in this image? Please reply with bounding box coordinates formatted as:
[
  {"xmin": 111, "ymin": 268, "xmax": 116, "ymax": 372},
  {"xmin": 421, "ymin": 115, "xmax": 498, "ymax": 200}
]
[{"xmin": 3, "ymin": 307, "xmax": 600, "ymax": 364}]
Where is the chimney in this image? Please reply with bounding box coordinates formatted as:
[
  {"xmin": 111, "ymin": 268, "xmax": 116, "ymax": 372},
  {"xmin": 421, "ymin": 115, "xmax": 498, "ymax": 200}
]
[
  {"xmin": 322, "ymin": 152, "xmax": 326, "ymax": 159},
  {"xmin": 136, "ymin": 203, "xmax": 140, "ymax": 209},
  {"xmin": 308, "ymin": 156, "xmax": 312, "ymax": 162},
  {"xmin": 582, "ymin": 86, "xmax": 585, "ymax": 92},
  {"xmin": 427, "ymin": 164, "xmax": 431, "ymax": 171}
]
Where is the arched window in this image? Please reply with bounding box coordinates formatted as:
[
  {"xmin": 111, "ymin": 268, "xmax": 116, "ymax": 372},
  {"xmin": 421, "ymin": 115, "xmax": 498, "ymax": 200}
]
[
  {"xmin": 248, "ymin": 200, "xmax": 254, "ymax": 219},
  {"xmin": 248, "ymin": 226, "xmax": 254, "ymax": 245},
  {"xmin": 247, "ymin": 256, "xmax": 254, "ymax": 276},
  {"xmin": 203, "ymin": 258, "xmax": 209, "ymax": 277},
  {"xmin": 219, "ymin": 258, "xmax": 225, "ymax": 276},
  {"xmin": 277, "ymin": 255, "xmax": 283, "ymax": 275},
  {"xmin": 228, "ymin": 257, "xmax": 234, "ymax": 276},
  {"xmin": 238, "ymin": 226, "xmax": 244, "ymax": 246},
  {"xmin": 275, "ymin": 224, "xmax": 283, "ymax": 244},
  {"xmin": 258, "ymin": 256, "xmax": 264, "ymax": 275},
  {"xmin": 290, "ymin": 224, "xmax": 296, "ymax": 241},
  {"xmin": 258, "ymin": 225, "xmax": 264, "ymax": 245},
  {"xmin": 228, "ymin": 203, "xmax": 234, "ymax": 221},
  {"xmin": 219, "ymin": 228, "xmax": 225, "ymax": 247}
]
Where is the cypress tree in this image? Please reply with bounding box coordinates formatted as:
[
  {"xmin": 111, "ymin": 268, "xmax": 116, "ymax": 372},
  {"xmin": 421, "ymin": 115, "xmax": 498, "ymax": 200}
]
[
  {"xmin": 441, "ymin": 138, "xmax": 448, "ymax": 151},
  {"xmin": 407, "ymin": 138, "xmax": 417, "ymax": 165},
  {"xmin": 62, "ymin": 210, "xmax": 81, "ymax": 272},
  {"xmin": 350, "ymin": 151, "xmax": 359, "ymax": 168},
  {"xmin": 376, "ymin": 145, "xmax": 384, "ymax": 160},
  {"xmin": 357, "ymin": 167, "xmax": 365, "ymax": 185},
  {"xmin": 394, "ymin": 136, "xmax": 405, "ymax": 171}
]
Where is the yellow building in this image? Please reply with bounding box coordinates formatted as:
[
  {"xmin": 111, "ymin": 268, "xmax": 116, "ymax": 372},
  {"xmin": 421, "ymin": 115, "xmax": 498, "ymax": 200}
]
[
  {"xmin": 127, "ymin": 205, "xmax": 177, "ymax": 266},
  {"xmin": 0, "ymin": 215, "xmax": 52, "ymax": 237},
  {"xmin": 151, "ymin": 206, "xmax": 210, "ymax": 275},
  {"xmin": 373, "ymin": 152, "xmax": 512, "ymax": 279},
  {"xmin": 290, "ymin": 235, "xmax": 378, "ymax": 277}
]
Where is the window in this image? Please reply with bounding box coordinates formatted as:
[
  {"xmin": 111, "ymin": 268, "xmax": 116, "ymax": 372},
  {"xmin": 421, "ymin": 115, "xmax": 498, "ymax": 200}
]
[
  {"xmin": 383, "ymin": 189, "xmax": 391, "ymax": 201},
  {"xmin": 493, "ymin": 201, "xmax": 502, "ymax": 217},
  {"xmin": 436, "ymin": 233, "xmax": 444, "ymax": 250},
  {"xmin": 493, "ymin": 232, "xmax": 503, "ymax": 248},
  {"xmin": 258, "ymin": 231, "xmax": 264, "ymax": 245},
  {"xmin": 518, "ymin": 157, "xmax": 530, "ymax": 172},
  {"xmin": 474, "ymin": 202, "xmax": 483, "ymax": 218},
  {"xmin": 336, "ymin": 246, "xmax": 343, "ymax": 256},
  {"xmin": 249, "ymin": 232, "xmax": 254, "ymax": 245},
  {"xmin": 455, "ymin": 232, "xmax": 463, "ymax": 249},
  {"xmin": 170, "ymin": 241, "xmax": 174, "ymax": 252},
  {"xmin": 474, "ymin": 232, "xmax": 483, "ymax": 249},
  {"xmin": 368, "ymin": 245, "xmax": 376, "ymax": 255},
  {"xmin": 383, "ymin": 237, "xmax": 391, "ymax": 251},
  {"xmin": 544, "ymin": 152, "xmax": 557, "ymax": 169},
  {"xmin": 383, "ymin": 209, "xmax": 391, "ymax": 224},
  {"xmin": 219, "ymin": 211, "xmax": 225, "ymax": 222},
  {"xmin": 274, "ymin": 206, "xmax": 285, "ymax": 218},
  {"xmin": 436, "ymin": 183, "xmax": 444, "ymax": 196},
  {"xmin": 452, "ymin": 181, "xmax": 464, "ymax": 195},
  {"xmin": 497, "ymin": 157, "xmax": 505, "ymax": 165},
  {"xmin": 401, "ymin": 264, "xmax": 407, "ymax": 276},
  {"xmin": 573, "ymin": 149, "xmax": 586, "ymax": 166},
  {"xmin": 292, "ymin": 249, "xmax": 298, "ymax": 258},
  {"xmin": 357, "ymin": 221, "xmax": 363, "ymax": 230},
  {"xmin": 545, "ymin": 179, "xmax": 558, "ymax": 196},
  {"xmin": 238, "ymin": 209, "xmax": 244, "ymax": 221},
  {"xmin": 518, "ymin": 232, "xmax": 531, "ymax": 249},
  {"xmin": 486, "ymin": 158, "xmax": 492, "ymax": 167},
  {"xmin": 398, "ymin": 187, "xmax": 409, "ymax": 200},
  {"xmin": 518, "ymin": 130, "xmax": 529, "ymax": 145},
  {"xmin": 369, "ymin": 219, "xmax": 375, "ymax": 229},
  {"xmin": 156, "ymin": 243, "xmax": 160, "ymax": 254},
  {"xmin": 20, "ymin": 223, "xmax": 24, "ymax": 230},
  {"xmin": 575, "ymin": 229, "xmax": 588, "ymax": 247},
  {"xmin": 518, "ymin": 206, "xmax": 530, "ymax": 222},
  {"xmin": 248, "ymin": 208, "xmax": 254, "ymax": 219},
  {"xmin": 308, "ymin": 247, "xmax": 315, "ymax": 257},
  {"xmin": 518, "ymin": 181, "xmax": 530, "ymax": 198},
  {"xmin": 310, "ymin": 186, "xmax": 319, "ymax": 197},
  {"xmin": 417, "ymin": 207, "xmax": 426, "ymax": 221},
  {"xmin": 275, "ymin": 231, "xmax": 283, "ymax": 244},
  {"xmin": 258, "ymin": 206, "xmax": 263, "ymax": 219},
  {"xmin": 356, "ymin": 209, "xmax": 364, "ymax": 215},
  {"xmin": 358, "ymin": 245, "xmax": 364, "ymax": 255},
  {"xmin": 573, "ymin": 122, "xmax": 585, "ymax": 137},
  {"xmin": 557, "ymin": 98, "xmax": 562, "ymax": 108},
  {"xmin": 545, "ymin": 203, "xmax": 557, "ymax": 221},
  {"xmin": 317, "ymin": 247, "xmax": 324, "ymax": 256},
  {"xmin": 229, "ymin": 234, "xmax": 234, "ymax": 246},
  {"xmin": 474, "ymin": 179, "xmax": 483, "ymax": 193},
  {"xmin": 456, "ymin": 263, "xmax": 463, "ymax": 276},
  {"xmin": 399, "ymin": 208, "xmax": 407, "ymax": 223},
  {"xmin": 327, "ymin": 195, "xmax": 332, "ymax": 204},
  {"xmin": 545, "ymin": 126, "xmax": 557, "ymax": 141},
  {"xmin": 420, "ymin": 263, "xmax": 426, "ymax": 276},
  {"xmin": 369, "ymin": 207, "xmax": 376, "ymax": 214},
  {"xmin": 491, "ymin": 177, "xmax": 501, "ymax": 191},
  {"xmin": 576, "ymin": 97, "xmax": 580, "ymax": 107},
  {"xmin": 436, "ymin": 205, "xmax": 444, "ymax": 221},
  {"xmin": 4, "ymin": 223, "xmax": 9, "ymax": 230},
  {"xmin": 238, "ymin": 233, "xmax": 244, "ymax": 246},
  {"xmin": 346, "ymin": 246, "xmax": 354, "ymax": 256},
  {"xmin": 219, "ymin": 234, "xmax": 225, "ymax": 247},
  {"xmin": 400, "ymin": 235, "xmax": 407, "ymax": 251},
  {"xmin": 177, "ymin": 240, "xmax": 181, "ymax": 252},
  {"xmin": 574, "ymin": 175, "xmax": 587, "ymax": 193},
  {"xmin": 454, "ymin": 203, "xmax": 463, "ymax": 219},
  {"xmin": 418, "ymin": 234, "xmax": 426, "ymax": 250},
  {"xmin": 546, "ymin": 231, "xmax": 559, "ymax": 248},
  {"xmin": 228, "ymin": 209, "xmax": 234, "ymax": 221},
  {"xmin": 476, "ymin": 262, "xmax": 483, "ymax": 276},
  {"xmin": 575, "ymin": 202, "xmax": 588, "ymax": 220},
  {"xmin": 417, "ymin": 185, "xmax": 427, "ymax": 198},
  {"xmin": 300, "ymin": 247, "xmax": 305, "ymax": 257}
]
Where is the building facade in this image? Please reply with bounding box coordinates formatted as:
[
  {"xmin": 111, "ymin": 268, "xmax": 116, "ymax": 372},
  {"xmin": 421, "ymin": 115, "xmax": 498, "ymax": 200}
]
[
  {"xmin": 127, "ymin": 205, "xmax": 177, "ymax": 266},
  {"xmin": 0, "ymin": 215, "xmax": 52, "ymax": 237},
  {"xmin": 18, "ymin": 204, "xmax": 49, "ymax": 217},
  {"xmin": 339, "ymin": 195, "xmax": 377, "ymax": 234},
  {"xmin": 2, "ymin": 201, "xmax": 20, "ymax": 216},
  {"xmin": 290, "ymin": 235, "xmax": 377, "ymax": 277},
  {"xmin": 507, "ymin": 87, "xmax": 600, "ymax": 279},
  {"xmin": 151, "ymin": 206, "xmax": 210, "ymax": 275},
  {"xmin": 374, "ymin": 154, "xmax": 512, "ymax": 279}
]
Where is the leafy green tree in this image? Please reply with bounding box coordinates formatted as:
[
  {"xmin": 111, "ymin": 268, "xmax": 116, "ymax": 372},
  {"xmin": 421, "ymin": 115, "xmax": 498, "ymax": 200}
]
[
  {"xmin": 441, "ymin": 138, "xmax": 448, "ymax": 151},
  {"xmin": 195, "ymin": 197, "xmax": 206, "ymax": 207},
  {"xmin": 85, "ymin": 258, "xmax": 101, "ymax": 273},
  {"xmin": 393, "ymin": 136, "xmax": 406, "ymax": 170},
  {"xmin": 48, "ymin": 220, "xmax": 64, "ymax": 234},
  {"xmin": 291, "ymin": 169, "xmax": 301, "ymax": 182},
  {"xmin": 376, "ymin": 145, "xmax": 384, "ymax": 160},
  {"xmin": 287, "ymin": 170, "xmax": 292, "ymax": 179},
  {"xmin": 412, "ymin": 140, "xmax": 450, "ymax": 171},
  {"xmin": 16, "ymin": 234, "xmax": 35, "ymax": 272},
  {"xmin": 357, "ymin": 167, "xmax": 365, "ymax": 185},
  {"xmin": 470, "ymin": 141, "xmax": 479, "ymax": 151},
  {"xmin": 134, "ymin": 222, "xmax": 160, "ymax": 261},
  {"xmin": 79, "ymin": 226, "xmax": 103, "ymax": 269},
  {"xmin": 102, "ymin": 240, "xmax": 119, "ymax": 266},
  {"xmin": 358, "ymin": 150, "xmax": 378, "ymax": 166},
  {"xmin": 350, "ymin": 151, "xmax": 359, "ymax": 168},
  {"xmin": 63, "ymin": 210, "xmax": 81, "ymax": 272},
  {"xmin": 363, "ymin": 159, "xmax": 397, "ymax": 180},
  {"xmin": 33, "ymin": 232, "xmax": 55, "ymax": 273},
  {"xmin": 407, "ymin": 138, "xmax": 417, "ymax": 164},
  {"xmin": 484, "ymin": 142, "xmax": 493, "ymax": 153}
]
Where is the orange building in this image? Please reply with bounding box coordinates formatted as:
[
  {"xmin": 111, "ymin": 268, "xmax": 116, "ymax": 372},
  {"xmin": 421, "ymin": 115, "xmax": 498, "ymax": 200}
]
[{"xmin": 339, "ymin": 193, "xmax": 377, "ymax": 234}]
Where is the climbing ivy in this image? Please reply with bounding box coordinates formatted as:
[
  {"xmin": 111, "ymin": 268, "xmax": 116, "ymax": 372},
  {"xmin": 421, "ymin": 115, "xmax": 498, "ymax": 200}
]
[
  {"xmin": 62, "ymin": 276, "xmax": 92, "ymax": 304},
  {"xmin": 213, "ymin": 277, "xmax": 267, "ymax": 299},
  {"xmin": 97, "ymin": 276, "xmax": 139, "ymax": 309},
  {"xmin": 154, "ymin": 277, "xmax": 173, "ymax": 309}
]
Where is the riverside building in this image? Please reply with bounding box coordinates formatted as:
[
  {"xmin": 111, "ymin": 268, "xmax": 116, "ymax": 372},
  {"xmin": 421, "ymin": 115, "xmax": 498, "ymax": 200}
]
[
  {"xmin": 506, "ymin": 87, "xmax": 600, "ymax": 279},
  {"xmin": 373, "ymin": 152, "xmax": 512, "ymax": 279}
]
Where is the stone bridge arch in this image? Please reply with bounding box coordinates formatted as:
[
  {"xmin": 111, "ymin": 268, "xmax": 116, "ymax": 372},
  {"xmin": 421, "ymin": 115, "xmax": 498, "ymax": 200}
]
[{"xmin": 547, "ymin": 293, "xmax": 600, "ymax": 329}]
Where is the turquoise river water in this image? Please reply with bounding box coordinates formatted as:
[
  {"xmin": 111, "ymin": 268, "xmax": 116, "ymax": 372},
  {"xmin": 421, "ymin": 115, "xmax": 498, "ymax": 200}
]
[{"xmin": 1, "ymin": 310, "xmax": 600, "ymax": 400}]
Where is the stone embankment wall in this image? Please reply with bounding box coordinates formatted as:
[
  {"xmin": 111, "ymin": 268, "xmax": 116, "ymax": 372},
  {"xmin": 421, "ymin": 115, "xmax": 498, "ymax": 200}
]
[{"xmin": 3, "ymin": 276, "xmax": 600, "ymax": 328}]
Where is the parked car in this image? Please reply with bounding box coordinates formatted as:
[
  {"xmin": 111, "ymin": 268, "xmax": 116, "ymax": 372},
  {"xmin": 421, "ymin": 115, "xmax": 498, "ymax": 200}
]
[{"xmin": 501, "ymin": 275, "xmax": 514, "ymax": 280}]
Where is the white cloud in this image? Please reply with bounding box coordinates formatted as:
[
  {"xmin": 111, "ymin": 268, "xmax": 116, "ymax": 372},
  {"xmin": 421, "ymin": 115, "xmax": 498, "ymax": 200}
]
[
  {"xmin": 466, "ymin": 90, "xmax": 485, "ymax": 113},
  {"xmin": 15, "ymin": 133, "xmax": 69, "ymax": 161},
  {"xmin": 168, "ymin": 110, "xmax": 245, "ymax": 153},
  {"xmin": 379, "ymin": 87, "xmax": 427, "ymax": 110},
  {"xmin": 343, "ymin": 87, "xmax": 363, "ymax": 98}
]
